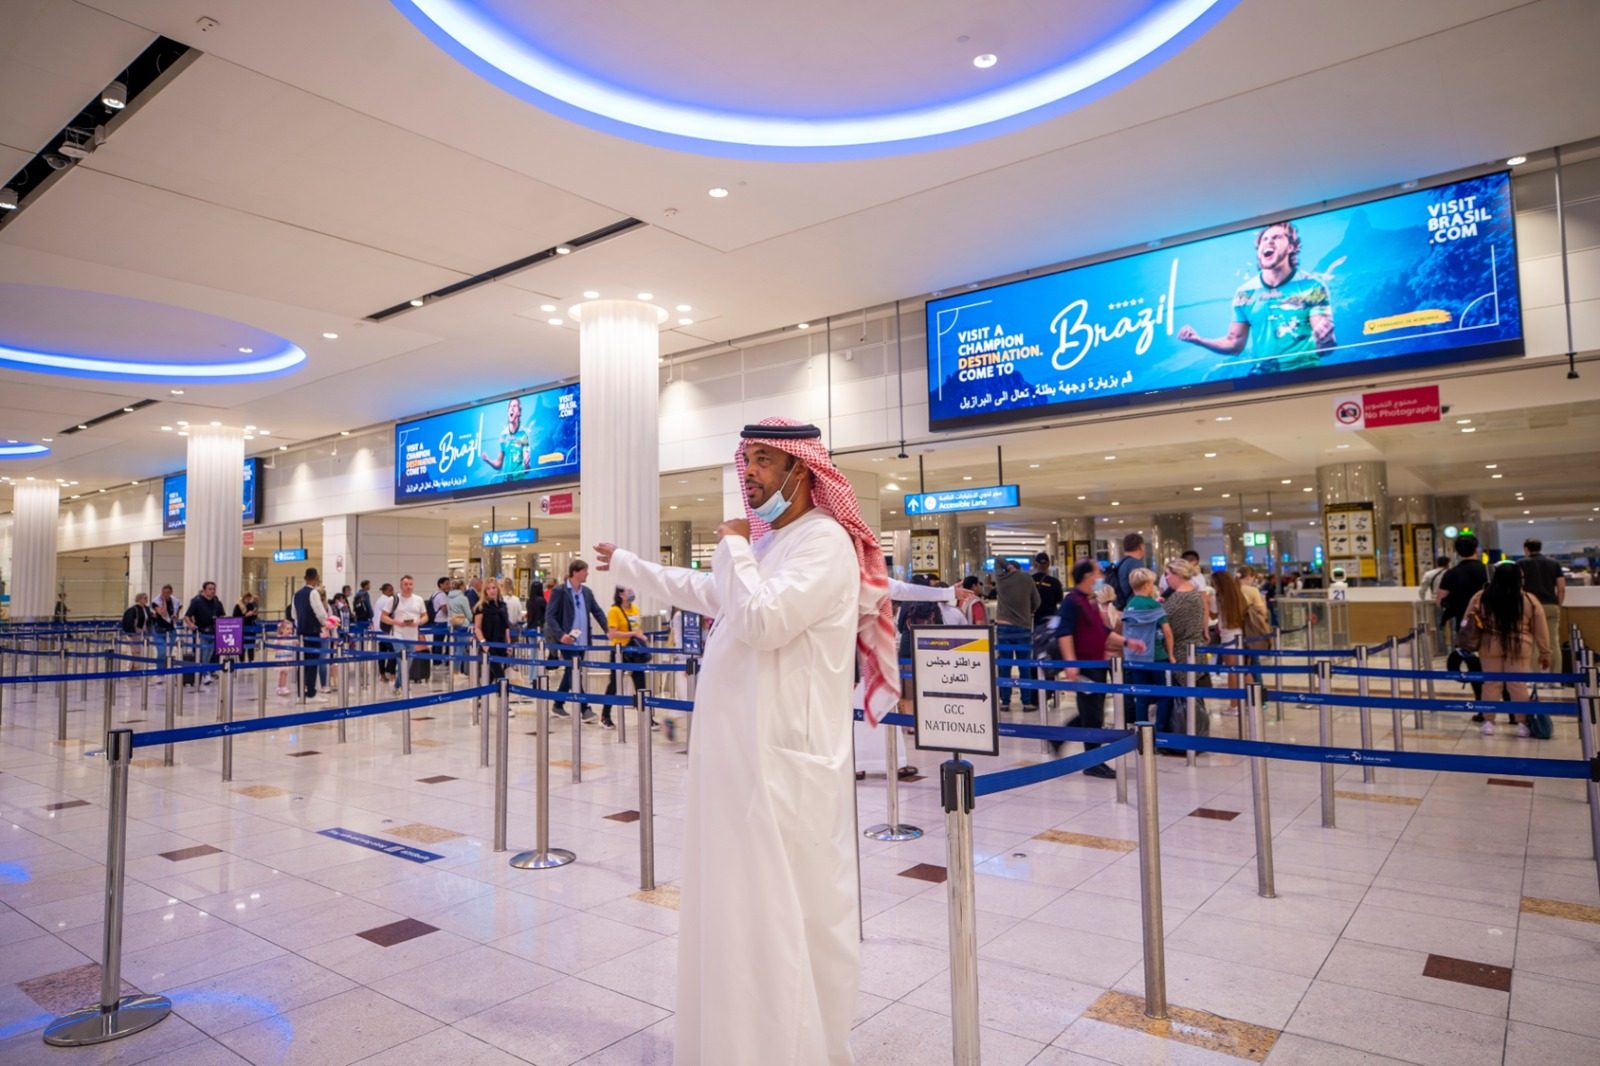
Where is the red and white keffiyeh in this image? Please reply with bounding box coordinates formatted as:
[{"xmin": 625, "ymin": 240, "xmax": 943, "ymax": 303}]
[{"xmin": 735, "ymin": 417, "xmax": 899, "ymax": 725}]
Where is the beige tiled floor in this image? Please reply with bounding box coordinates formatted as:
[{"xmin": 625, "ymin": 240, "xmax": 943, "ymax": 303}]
[{"xmin": 1, "ymin": 665, "xmax": 1598, "ymax": 1063}]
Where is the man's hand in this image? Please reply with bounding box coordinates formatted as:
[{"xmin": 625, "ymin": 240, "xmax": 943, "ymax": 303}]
[
  {"xmin": 560, "ymin": 633, "xmax": 575, "ymax": 645},
  {"xmin": 954, "ymin": 587, "xmax": 974, "ymax": 606},
  {"xmin": 1064, "ymin": 667, "xmax": 1080, "ymax": 681},
  {"xmin": 594, "ymin": 542, "xmax": 616, "ymax": 571},
  {"xmin": 717, "ymin": 518, "xmax": 751, "ymax": 542},
  {"xmin": 1126, "ymin": 638, "xmax": 1148, "ymax": 654}
]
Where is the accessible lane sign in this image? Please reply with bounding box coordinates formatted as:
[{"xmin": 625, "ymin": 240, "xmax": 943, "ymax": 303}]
[
  {"xmin": 909, "ymin": 625, "xmax": 999, "ymax": 756},
  {"xmin": 904, "ymin": 484, "xmax": 1020, "ymax": 516}
]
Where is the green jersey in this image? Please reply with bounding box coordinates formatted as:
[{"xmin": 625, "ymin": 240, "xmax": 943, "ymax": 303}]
[
  {"xmin": 1231, "ymin": 270, "xmax": 1331, "ymax": 372},
  {"xmin": 496, "ymin": 428, "xmax": 532, "ymax": 480}
]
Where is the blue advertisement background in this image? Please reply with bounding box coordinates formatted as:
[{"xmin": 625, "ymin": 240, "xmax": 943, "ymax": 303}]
[
  {"xmin": 394, "ymin": 382, "xmax": 580, "ymax": 503},
  {"xmin": 162, "ymin": 458, "xmax": 260, "ymax": 532},
  {"xmin": 927, "ymin": 172, "xmax": 1521, "ymax": 429}
]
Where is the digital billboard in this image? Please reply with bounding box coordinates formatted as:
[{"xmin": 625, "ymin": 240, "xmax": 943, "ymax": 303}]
[
  {"xmin": 162, "ymin": 458, "xmax": 260, "ymax": 532},
  {"xmin": 927, "ymin": 171, "xmax": 1522, "ymax": 429},
  {"xmin": 395, "ymin": 382, "xmax": 579, "ymax": 503}
]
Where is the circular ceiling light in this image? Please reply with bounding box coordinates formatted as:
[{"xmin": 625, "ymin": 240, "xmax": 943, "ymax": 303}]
[
  {"xmin": 0, "ymin": 441, "xmax": 50, "ymax": 458},
  {"xmin": 972, "ymin": 54, "xmax": 998, "ymax": 69},
  {"xmin": 707, "ymin": 187, "xmax": 730, "ymax": 198},
  {"xmin": 391, "ymin": 0, "xmax": 1240, "ymax": 159}
]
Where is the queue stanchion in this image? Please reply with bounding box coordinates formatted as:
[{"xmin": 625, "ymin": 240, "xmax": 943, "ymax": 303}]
[
  {"xmin": 1316, "ymin": 660, "xmax": 1336, "ymax": 828},
  {"xmin": 79, "ymin": 640, "xmax": 90, "ymax": 704},
  {"xmin": 470, "ymin": 640, "xmax": 482, "ymax": 726},
  {"xmin": 1576, "ymin": 665, "xmax": 1600, "ymax": 898},
  {"xmin": 1424, "ymin": 621, "xmax": 1439, "ymax": 700},
  {"xmin": 1184, "ymin": 645, "xmax": 1198, "ymax": 768},
  {"xmin": 1386, "ymin": 640, "xmax": 1405, "ymax": 752},
  {"xmin": 493, "ymin": 678, "xmax": 510, "ymax": 853},
  {"xmin": 941, "ymin": 758, "xmax": 981, "ymax": 1066},
  {"xmin": 445, "ymin": 636, "xmax": 457, "ymax": 695},
  {"xmin": 616, "ymin": 648, "xmax": 628, "ymax": 745},
  {"xmin": 400, "ymin": 647, "xmax": 413, "ymax": 756},
  {"xmin": 511, "ymin": 659, "xmax": 576, "ymax": 871},
  {"xmin": 864, "ymin": 719, "xmax": 922, "ymax": 842},
  {"xmin": 572, "ymin": 649, "xmax": 585, "ymax": 784},
  {"xmin": 1409, "ymin": 627, "xmax": 1425, "ymax": 730},
  {"xmin": 101, "ymin": 650, "xmax": 115, "ymax": 738},
  {"xmin": 1111, "ymin": 658, "xmax": 1129, "ymax": 805},
  {"xmin": 851, "ymin": 725, "xmax": 864, "ymax": 943},
  {"xmin": 43, "ymin": 728, "xmax": 172, "ymax": 1046},
  {"xmin": 162, "ymin": 652, "xmax": 177, "ymax": 767},
  {"xmin": 337, "ymin": 652, "xmax": 350, "ymax": 744},
  {"xmin": 1245, "ymin": 683, "xmax": 1276, "ymax": 898},
  {"xmin": 1134, "ymin": 721, "xmax": 1168, "ymax": 1019},
  {"xmin": 1271, "ymin": 628, "xmax": 1284, "ymax": 720},
  {"xmin": 636, "ymin": 688, "xmax": 655, "ymax": 891},
  {"xmin": 57, "ymin": 643, "xmax": 70, "ymax": 741},
  {"xmin": 1355, "ymin": 645, "xmax": 1376, "ymax": 784},
  {"xmin": 221, "ymin": 661, "xmax": 235, "ymax": 782},
  {"xmin": 0, "ymin": 640, "xmax": 7, "ymax": 728},
  {"xmin": 479, "ymin": 648, "xmax": 491, "ymax": 769},
  {"xmin": 139, "ymin": 646, "xmax": 150, "ymax": 715}
]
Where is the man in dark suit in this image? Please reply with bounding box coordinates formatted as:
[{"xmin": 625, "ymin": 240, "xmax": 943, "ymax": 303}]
[{"xmin": 543, "ymin": 558, "xmax": 609, "ymax": 722}]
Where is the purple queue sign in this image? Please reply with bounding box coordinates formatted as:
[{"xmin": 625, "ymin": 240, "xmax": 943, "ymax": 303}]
[{"xmin": 214, "ymin": 617, "xmax": 245, "ymax": 659}]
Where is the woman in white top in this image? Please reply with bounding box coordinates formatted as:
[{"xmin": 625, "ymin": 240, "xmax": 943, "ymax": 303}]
[{"xmin": 501, "ymin": 577, "xmax": 524, "ymax": 628}]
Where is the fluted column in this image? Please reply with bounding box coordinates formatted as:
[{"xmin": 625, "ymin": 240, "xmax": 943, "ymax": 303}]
[
  {"xmin": 11, "ymin": 481, "xmax": 60, "ymax": 620},
  {"xmin": 184, "ymin": 426, "xmax": 245, "ymax": 608},
  {"xmin": 1149, "ymin": 512, "xmax": 1195, "ymax": 571},
  {"xmin": 662, "ymin": 520, "xmax": 692, "ymax": 568},
  {"xmin": 574, "ymin": 299, "xmax": 662, "ymax": 608},
  {"xmin": 1060, "ymin": 516, "xmax": 1096, "ymax": 570},
  {"xmin": 1316, "ymin": 461, "xmax": 1391, "ymax": 582}
]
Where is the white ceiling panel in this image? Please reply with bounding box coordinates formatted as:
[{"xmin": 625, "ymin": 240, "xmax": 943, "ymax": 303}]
[{"xmin": 0, "ymin": 0, "xmax": 151, "ymax": 155}]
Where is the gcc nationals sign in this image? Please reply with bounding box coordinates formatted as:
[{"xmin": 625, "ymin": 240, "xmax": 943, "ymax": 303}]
[{"xmin": 909, "ymin": 625, "xmax": 999, "ymax": 756}]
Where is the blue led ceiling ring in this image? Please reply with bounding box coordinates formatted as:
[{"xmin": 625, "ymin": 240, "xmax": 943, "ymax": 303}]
[
  {"xmin": 0, "ymin": 340, "xmax": 307, "ymax": 383},
  {"xmin": 393, "ymin": 0, "xmax": 1240, "ymax": 160},
  {"xmin": 0, "ymin": 442, "xmax": 51, "ymax": 458}
]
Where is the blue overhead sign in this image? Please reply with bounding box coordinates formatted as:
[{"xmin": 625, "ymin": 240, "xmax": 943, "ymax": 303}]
[
  {"xmin": 482, "ymin": 527, "xmax": 538, "ymax": 548},
  {"xmin": 904, "ymin": 484, "xmax": 1021, "ymax": 516},
  {"xmin": 272, "ymin": 548, "xmax": 308, "ymax": 563},
  {"xmin": 927, "ymin": 171, "xmax": 1522, "ymax": 429}
]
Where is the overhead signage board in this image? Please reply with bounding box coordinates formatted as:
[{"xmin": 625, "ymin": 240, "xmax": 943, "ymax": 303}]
[
  {"xmin": 1333, "ymin": 383, "xmax": 1442, "ymax": 431},
  {"xmin": 162, "ymin": 458, "xmax": 261, "ymax": 533},
  {"xmin": 394, "ymin": 382, "xmax": 579, "ymax": 503},
  {"xmin": 910, "ymin": 625, "xmax": 999, "ymax": 756},
  {"xmin": 272, "ymin": 548, "xmax": 308, "ymax": 563},
  {"xmin": 926, "ymin": 171, "xmax": 1522, "ymax": 430},
  {"xmin": 904, "ymin": 484, "xmax": 1021, "ymax": 516},
  {"xmin": 482, "ymin": 527, "xmax": 538, "ymax": 548}
]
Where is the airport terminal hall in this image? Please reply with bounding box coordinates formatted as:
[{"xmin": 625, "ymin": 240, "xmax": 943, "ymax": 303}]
[{"xmin": 6, "ymin": 2, "xmax": 1600, "ymax": 1064}]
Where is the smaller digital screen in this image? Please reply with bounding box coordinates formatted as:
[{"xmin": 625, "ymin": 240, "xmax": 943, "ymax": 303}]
[
  {"xmin": 162, "ymin": 458, "xmax": 261, "ymax": 532},
  {"xmin": 482, "ymin": 528, "xmax": 539, "ymax": 548},
  {"xmin": 904, "ymin": 484, "xmax": 1021, "ymax": 516},
  {"xmin": 272, "ymin": 548, "xmax": 308, "ymax": 563},
  {"xmin": 1209, "ymin": 554, "xmax": 1227, "ymax": 570}
]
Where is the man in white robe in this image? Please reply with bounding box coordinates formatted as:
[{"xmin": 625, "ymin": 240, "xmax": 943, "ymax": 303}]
[{"xmin": 596, "ymin": 419, "xmax": 898, "ymax": 1066}]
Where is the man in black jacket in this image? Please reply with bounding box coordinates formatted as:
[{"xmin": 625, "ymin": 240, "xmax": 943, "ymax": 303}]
[
  {"xmin": 543, "ymin": 558, "xmax": 609, "ymax": 722},
  {"xmin": 353, "ymin": 580, "xmax": 374, "ymax": 630},
  {"xmin": 121, "ymin": 593, "xmax": 152, "ymax": 646}
]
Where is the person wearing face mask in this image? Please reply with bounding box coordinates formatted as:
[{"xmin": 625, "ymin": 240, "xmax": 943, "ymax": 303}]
[{"xmin": 594, "ymin": 418, "xmax": 895, "ymax": 1066}]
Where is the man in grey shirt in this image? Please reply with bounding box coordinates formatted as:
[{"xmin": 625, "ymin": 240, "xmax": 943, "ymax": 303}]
[{"xmin": 995, "ymin": 559, "xmax": 1039, "ymax": 711}]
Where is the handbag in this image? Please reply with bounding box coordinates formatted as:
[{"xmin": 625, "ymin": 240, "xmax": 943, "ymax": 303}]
[{"xmin": 1454, "ymin": 605, "xmax": 1483, "ymax": 654}]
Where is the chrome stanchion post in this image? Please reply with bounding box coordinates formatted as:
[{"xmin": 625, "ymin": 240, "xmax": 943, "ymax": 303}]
[
  {"xmin": 1134, "ymin": 721, "xmax": 1168, "ymax": 1019},
  {"xmin": 221, "ymin": 661, "xmax": 234, "ymax": 783},
  {"xmin": 139, "ymin": 646, "xmax": 149, "ymax": 715},
  {"xmin": 337, "ymin": 653, "xmax": 349, "ymax": 744},
  {"xmin": 1111, "ymin": 657, "xmax": 1129, "ymax": 805},
  {"xmin": 493, "ymin": 678, "xmax": 509, "ymax": 853},
  {"xmin": 480, "ymin": 654, "xmax": 492, "ymax": 769},
  {"xmin": 1387, "ymin": 639, "xmax": 1405, "ymax": 752},
  {"xmin": 852, "ymin": 722, "xmax": 864, "ymax": 943},
  {"xmin": 511, "ymin": 661, "xmax": 576, "ymax": 870},
  {"xmin": 1409, "ymin": 627, "xmax": 1425, "ymax": 729},
  {"xmin": 572, "ymin": 649, "xmax": 585, "ymax": 784},
  {"xmin": 400, "ymin": 648, "xmax": 413, "ymax": 756},
  {"xmin": 162, "ymin": 652, "xmax": 176, "ymax": 768},
  {"xmin": 470, "ymin": 639, "xmax": 481, "ymax": 726},
  {"xmin": 941, "ymin": 759, "xmax": 981, "ymax": 1066},
  {"xmin": 57, "ymin": 643, "xmax": 69, "ymax": 741},
  {"xmin": 1316, "ymin": 659, "xmax": 1336, "ymax": 828},
  {"xmin": 43, "ymin": 729, "xmax": 172, "ymax": 1046},
  {"xmin": 101, "ymin": 651, "xmax": 115, "ymax": 737},
  {"xmin": 1356, "ymin": 645, "xmax": 1375, "ymax": 784},
  {"xmin": 636, "ymin": 689, "xmax": 655, "ymax": 891},
  {"xmin": 616, "ymin": 650, "xmax": 628, "ymax": 746},
  {"xmin": 865, "ymin": 722, "xmax": 922, "ymax": 841},
  {"xmin": 1184, "ymin": 644, "xmax": 1198, "ymax": 768},
  {"xmin": 1576, "ymin": 666, "xmax": 1600, "ymax": 899},
  {"xmin": 257, "ymin": 649, "xmax": 268, "ymax": 718},
  {"xmin": 1245, "ymin": 683, "xmax": 1276, "ymax": 897}
]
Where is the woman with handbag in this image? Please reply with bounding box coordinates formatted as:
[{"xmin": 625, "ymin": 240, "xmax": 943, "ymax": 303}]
[
  {"xmin": 1462, "ymin": 562, "xmax": 1550, "ymax": 737},
  {"xmin": 603, "ymin": 585, "xmax": 648, "ymax": 729}
]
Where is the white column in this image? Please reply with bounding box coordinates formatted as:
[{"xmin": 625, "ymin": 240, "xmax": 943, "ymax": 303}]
[
  {"xmin": 722, "ymin": 464, "xmax": 744, "ymax": 524},
  {"xmin": 11, "ymin": 481, "xmax": 59, "ymax": 621},
  {"xmin": 0, "ymin": 513, "xmax": 13, "ymax": 608},
  {"xmin": 183, "ymin": 426, "xmax": 245, "ymax": 608},
  {"xmin": 128, "ymin": 541, "xmax": 154, "ymax": 605},
  {"xmin": 574, "ymin": 299, "xmax": 663, "ymax": 609},
  {"xmin": 323, "ymin": 515, "xmax": 357, "ymax": 594}
]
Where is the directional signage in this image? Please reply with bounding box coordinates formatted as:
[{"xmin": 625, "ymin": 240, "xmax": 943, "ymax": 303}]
[
  {"xmin": 904, "ymin": 484, "xmax": 1020, "ymax": 516},
  {"xmin": 214, "ymin": 617, "xmax": 245, "ymax": 658},
  {"xmin": 482, "ymin": 527, "xmax": 538, "ymax": 548},
  {"xmin": 909, "ymin": 625, "xmax": 999, "ymax": 756},
  {"xmin": 272, "ymin": 548, "xmax": 308, "ymax": 563}
]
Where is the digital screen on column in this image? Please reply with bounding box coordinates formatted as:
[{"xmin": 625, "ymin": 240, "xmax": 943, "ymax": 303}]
[
  {"xmin": 161, "ymin": 458, "xmax": 261, "ymax": 532},
  {"xmin": 394, "ymin": 382, "xmax": 580, "ymax": 503},
  {"xmin": 926, "ymin": 170, "xmax": 1522, "ymax": 430}
]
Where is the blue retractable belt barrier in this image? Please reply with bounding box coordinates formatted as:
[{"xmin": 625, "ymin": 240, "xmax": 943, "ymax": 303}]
[
  {"xmin": 506, "ymin": 684, "xmax": 637, "ymax": 709},
  {"xmin": 1334, "ymin": 665, "xmax": 1580, "ymax": 684},
  {"xmin": 1195, "ymin": 645, "xmax": 1358, "ymax": 658},
  {"xmin": 644, "ymin": 696, "xmax": 696, "ymax": 713},
  {"xmin": 1155, "ymin": 732, "xmax": 1591, "ymax": 779},
  {"xmin": 975, "ymin": 733, "xmax": 1139, "ymax": 796},
  {"xmin": 1003, "ymin": 677, "xmax": 1250, "ymax": 701},
  {"xmin": 1266, "ymin": 688, "xmax": 1571, "ymax": 716},
  {"xmin": 130, "ymin": 685, "xmax": 497, "ymax": 748}
]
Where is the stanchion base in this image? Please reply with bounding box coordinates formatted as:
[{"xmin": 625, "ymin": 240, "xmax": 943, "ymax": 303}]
[
  {"xmin": 510, "ymin": 848, "xmax": 576, "ymax": 870},
  {"xmin": 864, "ymin": 823, "xmax": 923, "ymax": 842},
  {"xmin": 43, "ymin": 994, "xmax": 172, "ymax": 1046}
]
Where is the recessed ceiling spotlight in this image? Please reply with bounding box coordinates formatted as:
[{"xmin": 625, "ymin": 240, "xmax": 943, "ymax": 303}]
[
  {"xmin": 409, "ymin": 298, "xmax": 425, "ymax": 307},
  {"xmin": 1215, "ymin": 415, "xmax": 1232, "ymax": 422},
  {"xmin": 798, "ymin": 322, "xmax": 810, "ymax": 329},
  {"xmin": 676, "ymin": 304, "xmax": 692, "ymax": 312},
  {"xmin": 101, "ymin": 80, "xmax": 127, "ymax": 109},
  {"xmin": 973, "ymin": 53, "xmax": 998, "ymax": 68},
  {"xmin": 169, "ymin": 389, "xmax": 184, "ymax": 395},
  {"xmin": 539, "ymin": 304, "xmax": 557, "ymax": 313},
  {"xmin": 1193, "ymin": 486, "xmax": 1203, "ymax": 491},
  {"xmin": 1523, "ymin": 509, "xmax": 1530, "ymax": 515},
  {"xmin": 245, "ymin": 425, "xmax": 256, "ymax": 431},
  {"xmin": 322, "ymin": 331, "xmax": 339, "ymax": 340},
  {"xmin": 122, "ymin": 406, "xmax": 134, "ymax": 413},
  {"xmin": 160, "ymin": 425, "xmax": 172, "ymax": 432},
  {"xmin": 0, "ymin": 186, "xmax": 19, "ymax": 211},
  {"xmin": 546, "ymin": 318, "xmax": 563, "ymax": 326},
  {"xmin": 238, "ymin": 347, "xmax": 253, "ymax": 354},
  {"xmin": 1281, "ymin": 478, "xmax": 1292, "ymax": 484},
  {"xmin": 1461, "ymin": 426, "xmax": 1476, "ymax": 433},
  {"xmin": 1491, "ymin": 473, "xmax": 1503, "ymax": 479},
  {"xmin": 278, "ymin": 444, "xmax": 288, "ymax": 451},
  {"xmin": 1335, "ymin": 443, "xmax": 1350, "ymax": 449},
  {"xmin": 1077, "ymin": 495, "xmax": 1087, "ymax": 500},
  {"xmin": 340, "ymin": 430, "xmax": 351, "ymax": 437},
  {"xmin": 1203, "ymin": 452, "xmax": 1217, "ymax": 458},
  {"xmin": 1103, "ymin": 455, "xmax": 1116, "ymax": 461},
  {"xmin": 678, "ymin": 318, "xmax": 694, "ymax": 326},
  {"xmin": 637, "ymin": 292, "xmax": 653, "ymax": 301},
  {"xmin": 76, "ymin": 423, "xmax": 88, "ymax": 430},
  {"xmin": 555, "ymin": 245, "xmax": 572, "ymax": 255},
  {"xmin": 1111, "ymin": 501, "xmax": 1121, "ymax": 506},
  {"xmin": 1505, "ymin": 155, "xmax": 1527, "ymax": 166},
  {"xmin": 209, "ymin": 420, "xmax": 221, "ymax": 427},
  {"xmin": 1221, "ymin": 492, "xmax": 1231, "ymax": 498},
  {"xmin": 1028, "ymin": 463, "xmax": 1040, "ymax": 469},
  {"xmin": 178, "ymin": 431, "xmax": 189, "ymax": 437},
  {"xmin": 583, "ymin": 290, "xmax": 600, "ymax": 299},
  {"xmin": 1302, "ymin": 486, "xmax": 1313, "ymax": 492},
  {"xmin": 962, "ymin": 475, "xmax": 973, "ymax": 481},
  {"xmin": 1484, "ymin": 463, "xmax": 1497, "ymax": 469},
  {"xmin": 258, "ymin": 429, "xmax": 270, "ymax": 435},
  {"xmin": 707, "ymin": 187, "xmax": 730, "ymax": 198},
  {"xmin": 243, "ymin": 434, "xmax": 254, "ymax": 441},
  {"xmin": 1455, "ymin": 418, "xmax": 1472, "ymax": 425},
  {"xmin": 40, "ymin": 436, "xmax": 51, "ymax": 442},
  {"xmin": 176, "ymin": 420, "xmax": 188, "ymax": 426}
]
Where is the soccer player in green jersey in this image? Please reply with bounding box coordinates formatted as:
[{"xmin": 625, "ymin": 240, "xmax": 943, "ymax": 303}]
[
  {"xmin": 481, "ymin": 396, "xmax": 533, "ymax": 482},
  {"xmin": 1178, "ymin": 221, "xmax": 1335, "ymax": 374}
]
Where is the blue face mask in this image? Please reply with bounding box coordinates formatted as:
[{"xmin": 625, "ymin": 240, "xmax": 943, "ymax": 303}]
[{"xmin": 750, "ymin": 463, "xmax": 800, "ymax": 524}]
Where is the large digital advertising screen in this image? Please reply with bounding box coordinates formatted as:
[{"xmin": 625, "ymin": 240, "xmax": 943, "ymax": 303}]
[
  {"xmin": 927, "ymin": 171, "xmax": 1522, "ymax": 430},
  {"xmin": 394, "ymin": 382, "xmax": 580, "ymax": 503},
  {"xmin": 162, "ymin": 458, "xmax": 260, "ymax": 533}
]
